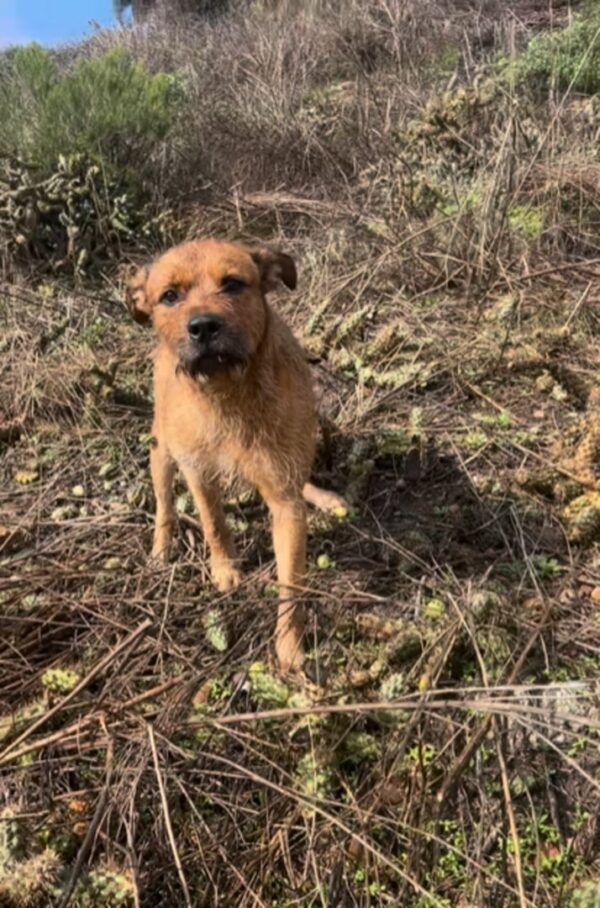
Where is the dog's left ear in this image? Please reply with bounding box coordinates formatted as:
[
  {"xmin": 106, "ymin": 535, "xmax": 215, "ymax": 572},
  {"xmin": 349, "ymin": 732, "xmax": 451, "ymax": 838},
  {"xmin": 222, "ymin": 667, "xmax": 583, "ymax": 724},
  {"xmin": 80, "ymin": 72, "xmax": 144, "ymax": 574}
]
[
  {"xmin": 125, "ymin": 265, "xmax": 152, "ymax": 325},
  {"xmin": 250, "ymin": 247, "xmax": 297, "ymax": 292}
]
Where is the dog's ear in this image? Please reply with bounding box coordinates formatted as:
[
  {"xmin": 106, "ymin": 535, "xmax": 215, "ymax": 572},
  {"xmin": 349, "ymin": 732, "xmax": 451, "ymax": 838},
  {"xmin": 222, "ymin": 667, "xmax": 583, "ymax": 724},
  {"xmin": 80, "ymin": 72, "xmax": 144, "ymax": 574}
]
[
  {"xmin": 125, "ymin": 265, "xmax": 152, "ymax": 325},
  {"xmin": 250, "ymin": 247, "xmax": 297, "ymax": 292}
]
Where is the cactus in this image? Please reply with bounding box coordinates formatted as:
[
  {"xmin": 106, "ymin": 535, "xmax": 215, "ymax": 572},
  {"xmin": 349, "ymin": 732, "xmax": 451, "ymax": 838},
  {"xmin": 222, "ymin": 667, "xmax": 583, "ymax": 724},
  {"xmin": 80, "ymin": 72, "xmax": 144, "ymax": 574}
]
[
  {"xmin": 332, "ymin": 305, "xmax": 372, "ymax": 346},
  {"xmin": 73, "ymin": 867, "xmax": 135, "ymax": 907},
  {"xmin": 248, "ymin": 662, "xmax": 290, "ymax": 708},
  {"xmin": 571, "ymin": 880, "xmax": 600, "ymax": 908},
  {"xmin": 339, "ymin": 731, "xmax": 380, "ymax": 766},
  {"xmin": 0, "ymin": 154, "xmax": 173, "ymax": 276},
  {"xmin": 41, "ymin": 668, "xmax": 80, "ymax": 695},
  {"xmin": 366, "ymin": 318, "xmax": 407, "ymax": 360},
  {"xmin": 0, "ymin": 810, "xmax": 62, "ymax": 907},
  {"xmin": 294, "ymin": 753, "xmax": 332, "ymax": 803},
  {"xmin": 563, "ymin": 492, "xmax": 600, "ymax": 544},
  {"xmin": 0, "ymin": 848, "xmax": 61, "ymax": 906},
  {"xmin": 345, "ymin": 438, "xmax": 375, "ymax": 506},
  {"xmin": 203, "ymin": 608, "xmax": 229, "ymax": 653},
  {"xmin": 379, "ymin": 673, "xmax": 409, "ymax": 723},
  {"xmin": 0, "ymin": 808, "xmax": 24, "ymax": 871}
]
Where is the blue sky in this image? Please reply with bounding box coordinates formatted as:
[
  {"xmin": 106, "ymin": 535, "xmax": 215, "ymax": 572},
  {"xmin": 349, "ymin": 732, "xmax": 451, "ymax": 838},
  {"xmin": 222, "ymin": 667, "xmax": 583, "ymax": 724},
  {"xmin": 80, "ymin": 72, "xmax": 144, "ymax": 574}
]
[{"xmin": 0, "ymin": 0, "xmax": 119, "ymax": 48}]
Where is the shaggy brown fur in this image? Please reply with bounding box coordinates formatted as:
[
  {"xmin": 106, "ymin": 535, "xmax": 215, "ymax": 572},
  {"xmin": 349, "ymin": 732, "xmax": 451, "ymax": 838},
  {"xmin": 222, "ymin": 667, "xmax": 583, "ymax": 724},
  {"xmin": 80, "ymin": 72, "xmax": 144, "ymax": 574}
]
[{"xmin": 126, "ymin": 238, "xmax": 345, "ymax": 672}]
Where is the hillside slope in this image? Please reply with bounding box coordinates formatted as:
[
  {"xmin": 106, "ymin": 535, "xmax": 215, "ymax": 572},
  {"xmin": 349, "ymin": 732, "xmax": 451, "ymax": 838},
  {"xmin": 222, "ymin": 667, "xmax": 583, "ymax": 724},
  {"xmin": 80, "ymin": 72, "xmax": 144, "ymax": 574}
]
[{"xmin": 1, "ymin": 2, "xmax": 600, "ymax": 905}]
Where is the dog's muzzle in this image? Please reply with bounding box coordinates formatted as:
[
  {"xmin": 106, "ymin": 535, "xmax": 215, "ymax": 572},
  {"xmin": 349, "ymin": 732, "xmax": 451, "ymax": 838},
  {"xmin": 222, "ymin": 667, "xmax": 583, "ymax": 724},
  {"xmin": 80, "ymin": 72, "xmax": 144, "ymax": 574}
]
[{"xmin": 177, "ymin": 313, "xmax": 249, "ymax": 379}]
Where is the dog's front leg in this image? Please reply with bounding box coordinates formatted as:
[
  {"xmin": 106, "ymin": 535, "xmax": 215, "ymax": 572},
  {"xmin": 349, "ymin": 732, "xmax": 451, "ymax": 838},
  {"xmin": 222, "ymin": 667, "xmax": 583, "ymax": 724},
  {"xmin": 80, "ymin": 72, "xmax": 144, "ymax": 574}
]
[
  {"xmin": 179, "ymin": 466, "xmax": 241, "ymax": 592},
  {"xmin": 264, "ymin": 494, "xmax": 307, "ymax": 673},
  {"xmin": 150, "ymin": 441, "xmax": 176, "ymax": 562}
]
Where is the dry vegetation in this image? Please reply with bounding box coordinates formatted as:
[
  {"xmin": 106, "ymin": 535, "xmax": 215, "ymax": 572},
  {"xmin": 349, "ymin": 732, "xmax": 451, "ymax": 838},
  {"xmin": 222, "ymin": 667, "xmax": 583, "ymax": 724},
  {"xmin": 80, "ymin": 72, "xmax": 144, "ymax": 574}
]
[{"xmin": 2, "ymin": 0, "xmax": 600, "ymax": 905}]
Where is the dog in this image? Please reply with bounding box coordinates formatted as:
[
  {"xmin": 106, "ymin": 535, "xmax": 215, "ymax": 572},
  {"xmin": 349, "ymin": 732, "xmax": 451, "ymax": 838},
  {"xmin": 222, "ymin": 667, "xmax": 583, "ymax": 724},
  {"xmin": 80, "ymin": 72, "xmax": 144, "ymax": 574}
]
[{"xmin": 126, "ymin": 239, "xmax": 346, "ymax": 672}]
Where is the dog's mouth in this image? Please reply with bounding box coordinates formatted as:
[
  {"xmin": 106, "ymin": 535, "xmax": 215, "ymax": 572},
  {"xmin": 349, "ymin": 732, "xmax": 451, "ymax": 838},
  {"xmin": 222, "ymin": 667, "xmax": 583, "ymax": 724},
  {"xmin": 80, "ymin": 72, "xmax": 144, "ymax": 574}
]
[{"xmin": 177, "ymin": 336, "xmax": 249, "ymax": 380}]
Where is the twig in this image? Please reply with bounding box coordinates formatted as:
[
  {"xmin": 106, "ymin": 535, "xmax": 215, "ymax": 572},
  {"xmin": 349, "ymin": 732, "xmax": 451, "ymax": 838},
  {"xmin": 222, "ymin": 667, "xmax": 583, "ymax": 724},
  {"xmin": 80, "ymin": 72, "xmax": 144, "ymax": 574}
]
[
  {"xmin": 148, "ymin": 724, "xmax": 193, "ymax": 908},
  {"xmin": 564, "ymin": 280, "xmax": 592, "ymax": 329},
  {"xmin": 181, "ymin": 685, "xmax": 600, "ymax": 732},
  {"xmin": 58, "ymin": 722, "xmax": 113, "ymax": 908},
  {"xmin": 173, "ymin": 774, "xmax": 270, "ymax": 908},
  {"xmin": 493, "ymin": 716, "xmax": 527, "ymax": 908},
  {"xmin": 460, "ymin": 378, "xmax": 524, "ymax": 425},
  {"xmin": 194, "ymin": 746, "xmax": 445, "ymax": 906},
  {"xmin": 117, "ymin": 676, "xmax": 187, "ymax": 711},
  {"xmin": 501, "ymin": 439, "xmax": 597, "ymax": 489},
  {"xmin": 0, "ymin": 619, "xmax": 152, "ymax": 765},
  {"xmin": 436, "ymin": 616, "xmax": 548, "ymax": 806},
  {"xmin": 3, "ymin": 715, "xmax": 98, "ymax": 765}
]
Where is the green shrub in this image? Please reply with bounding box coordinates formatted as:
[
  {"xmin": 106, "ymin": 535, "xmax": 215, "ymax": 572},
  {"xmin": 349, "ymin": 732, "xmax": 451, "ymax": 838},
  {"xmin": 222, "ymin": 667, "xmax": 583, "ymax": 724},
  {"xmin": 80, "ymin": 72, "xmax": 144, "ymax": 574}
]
[
  {"xmin": 0, "ymin": 44, "xmax": 57, "ymax": 162},
  {"xmin": 0, "ymin": 44, "xmax": 177, "ymax": 188},
  {"xmin": 512, "ymin": 8, "xmax": 600, "ymax": 93}
]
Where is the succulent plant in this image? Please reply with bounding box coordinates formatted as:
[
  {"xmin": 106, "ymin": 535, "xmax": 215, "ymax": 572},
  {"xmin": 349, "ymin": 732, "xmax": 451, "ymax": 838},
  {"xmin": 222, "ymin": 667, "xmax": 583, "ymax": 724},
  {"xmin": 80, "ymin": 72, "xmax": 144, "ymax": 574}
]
[
  {"xmin": 248, "ymin": 662, "xmax": 290, "ymax": 708},
  {"xmin": 571, "ymin": 880, "xmax": 600, "ymax": 908},
  {"xmin": 563, "ymin": 492, "xmax": 600, "ymax": 544}
]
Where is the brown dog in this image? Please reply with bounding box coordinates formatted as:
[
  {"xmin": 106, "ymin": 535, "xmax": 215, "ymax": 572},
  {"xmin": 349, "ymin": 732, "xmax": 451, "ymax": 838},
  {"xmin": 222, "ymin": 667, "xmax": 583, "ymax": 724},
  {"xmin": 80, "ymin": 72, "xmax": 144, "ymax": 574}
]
[{"xmin": 126, "ymin": 238, "xmax": 345, "ymax": 672}]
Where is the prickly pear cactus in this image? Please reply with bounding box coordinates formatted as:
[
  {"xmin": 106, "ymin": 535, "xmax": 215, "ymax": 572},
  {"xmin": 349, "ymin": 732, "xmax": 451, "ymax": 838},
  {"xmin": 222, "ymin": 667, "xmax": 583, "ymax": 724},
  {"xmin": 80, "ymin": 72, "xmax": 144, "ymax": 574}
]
[
  {"xmin": 0, "ymin": 810, "xmax": 61, "ymax": 906},
  {"xmin": 568, "ymin": 388, "xmax": 600, "ymax": 484},
  {"xmin": 73, "ymin": 867, "xmax": 135, "ymax": 907},
  {"xmin": 248, "ymin": 662, "xmax": 290, "ymax": 707},
  {"xmin": 562, "ymin": 492, "xmax": 600, "ymax": 543},
  {"xmin": 0, "ymin": 849, "xmax": 61, "ymax": 906},
  {"xmin": 0, "ymin": 154, "xmax": 173, "ymax": 276},
  {"xmin": 203, "ymin": 608, "xmax": 229, "ymax": 653},
  {"xmin": 294, "ymin": 752, "xmax": 332, "ymax": 805},
  {"xmin": 0, "ymin": 807, "xmax": 23, "ymax": 871}
]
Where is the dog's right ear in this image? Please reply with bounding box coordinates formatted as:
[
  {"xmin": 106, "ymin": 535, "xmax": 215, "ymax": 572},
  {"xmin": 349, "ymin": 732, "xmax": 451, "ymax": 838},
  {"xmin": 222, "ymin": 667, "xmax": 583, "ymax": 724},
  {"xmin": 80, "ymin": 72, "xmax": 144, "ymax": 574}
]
[{"xmin": 125, "ymin": 265, "xmax": 152, "ymax": 326}]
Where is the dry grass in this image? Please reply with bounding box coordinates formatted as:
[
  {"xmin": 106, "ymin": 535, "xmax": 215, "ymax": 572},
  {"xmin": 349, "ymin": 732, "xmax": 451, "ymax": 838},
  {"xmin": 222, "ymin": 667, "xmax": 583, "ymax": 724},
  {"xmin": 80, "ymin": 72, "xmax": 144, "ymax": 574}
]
[
  {"xmin": 80, "ymin": 0, "xmax": 507, "ymax": 207},
  {"xmin": 2, "ymin": 1, "xmax": 600, "ymax": 906}
]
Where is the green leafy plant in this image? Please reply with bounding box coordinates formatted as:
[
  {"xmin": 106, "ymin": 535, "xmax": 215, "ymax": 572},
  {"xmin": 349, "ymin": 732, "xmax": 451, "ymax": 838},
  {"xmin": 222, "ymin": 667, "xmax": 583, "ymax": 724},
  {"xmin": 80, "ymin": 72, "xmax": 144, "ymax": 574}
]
[{"xmin": 510, "ymin": 9, "xmax": 600, "ymax": 93}]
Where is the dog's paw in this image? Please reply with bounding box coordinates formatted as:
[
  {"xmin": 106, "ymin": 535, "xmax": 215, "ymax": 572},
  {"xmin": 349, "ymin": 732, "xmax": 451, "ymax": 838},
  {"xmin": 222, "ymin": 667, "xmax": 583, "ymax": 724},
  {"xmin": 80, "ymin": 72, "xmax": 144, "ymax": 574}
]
[
  {"xmin": 323, "ymin": 491, "xmax": 349, "ymax": 514},
  {"xmin": 315, "ymin": 490, "xmax": 349, "ymax": 514},
  {"xmin": 211, "ymin": 559, "xmax": 242, "ymax": 593},
  {"xmin": 303, "ymin": 482, "xmax": 348, "ymax": 515},
  {"xmin": 277, "ymin": 647, "xmax": 305, "ymax": 676}
]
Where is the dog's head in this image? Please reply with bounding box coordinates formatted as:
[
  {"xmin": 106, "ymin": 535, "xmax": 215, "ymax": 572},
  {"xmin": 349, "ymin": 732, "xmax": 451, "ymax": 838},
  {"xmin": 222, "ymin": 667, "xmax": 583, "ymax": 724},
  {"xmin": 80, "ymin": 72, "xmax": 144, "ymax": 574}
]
[{"xmin": 126, "ymin": 239, "xmax": 296, "ymax": 381}]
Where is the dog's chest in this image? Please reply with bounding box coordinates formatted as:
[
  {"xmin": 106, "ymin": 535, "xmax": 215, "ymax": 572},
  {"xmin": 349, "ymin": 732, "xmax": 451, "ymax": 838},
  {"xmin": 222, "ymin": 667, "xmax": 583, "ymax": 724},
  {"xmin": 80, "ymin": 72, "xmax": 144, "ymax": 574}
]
[
  {"xmin": 176, "ymin": 444, "xmax": 238, "ymax": 482},
  {"xmin": 172, "ymin": 424, "xmax": 265, "ymax": 488},
  {"xmin": 159, "ymin": 377, "xmax": 277, "ymax": 487}
]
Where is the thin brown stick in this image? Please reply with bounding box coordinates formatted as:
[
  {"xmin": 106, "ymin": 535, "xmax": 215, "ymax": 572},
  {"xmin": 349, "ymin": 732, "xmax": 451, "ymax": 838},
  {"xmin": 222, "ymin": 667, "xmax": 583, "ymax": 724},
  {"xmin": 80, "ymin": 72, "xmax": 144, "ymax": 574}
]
[
  {"xmin": 436, "ymin": 617, "xmax": 547, "ymax": 806},
  {"xmin": 147, "ymin": 723, "xmax": 193, "ymax": 908},
  {"xmin": 192, "ymin": 745, "xmax": 445, "ymax": 905},
  {"xmin": 173, "ymin": 775, "xmax": 270, "ymax": 908},
  {"xmin": 493, "ymin": 717, "xmax": 527, "ymax": 908},
  {"xmin": 58, "ymin": 723, "xmax": 114, "ymax": 908},
  {"xmin": 182, "ymin": 689, "xmax": 599, "ymax": 733},
  {"xmin": 0, "ymin": 619, "xmax": 152, "ymax": 765},
  {"xmin": 3, "ymin": 716, "xmax": 98, "ymax": 765}
]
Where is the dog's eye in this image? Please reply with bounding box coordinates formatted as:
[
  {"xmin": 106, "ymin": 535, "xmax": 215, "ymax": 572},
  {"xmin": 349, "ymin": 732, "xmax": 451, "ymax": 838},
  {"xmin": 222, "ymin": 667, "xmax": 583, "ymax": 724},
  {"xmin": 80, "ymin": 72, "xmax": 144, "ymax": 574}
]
[
  {"xmin": 221, "ymin": 277, "xmax": 246, "ymax": 294},
  {"xmin": 159, "ymin": 288, "xmax": 179, "ymax": 306}
]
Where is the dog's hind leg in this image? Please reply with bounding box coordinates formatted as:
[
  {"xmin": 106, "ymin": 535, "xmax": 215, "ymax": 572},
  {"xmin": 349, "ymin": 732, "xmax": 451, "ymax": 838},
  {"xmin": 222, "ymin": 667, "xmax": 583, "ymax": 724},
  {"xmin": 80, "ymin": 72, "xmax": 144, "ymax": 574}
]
[
  {"xmin": 302, "ymin": 482, "xmax": 347, "ymax": 514},
  {"xmin": 150, "ymin": 441, "xmax": 176, "ymax": 563},
  {"xmin": 179, "ymin": 466, "xmax": 241, "ymax": 592}
]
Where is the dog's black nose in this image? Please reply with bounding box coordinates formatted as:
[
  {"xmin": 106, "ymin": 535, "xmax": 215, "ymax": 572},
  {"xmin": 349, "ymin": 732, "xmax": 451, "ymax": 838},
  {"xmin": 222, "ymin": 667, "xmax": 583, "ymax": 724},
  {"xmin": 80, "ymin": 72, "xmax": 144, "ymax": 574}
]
[{"xmin": 187, "ymin": 314, "xmax": 223, "ymax": 343}]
